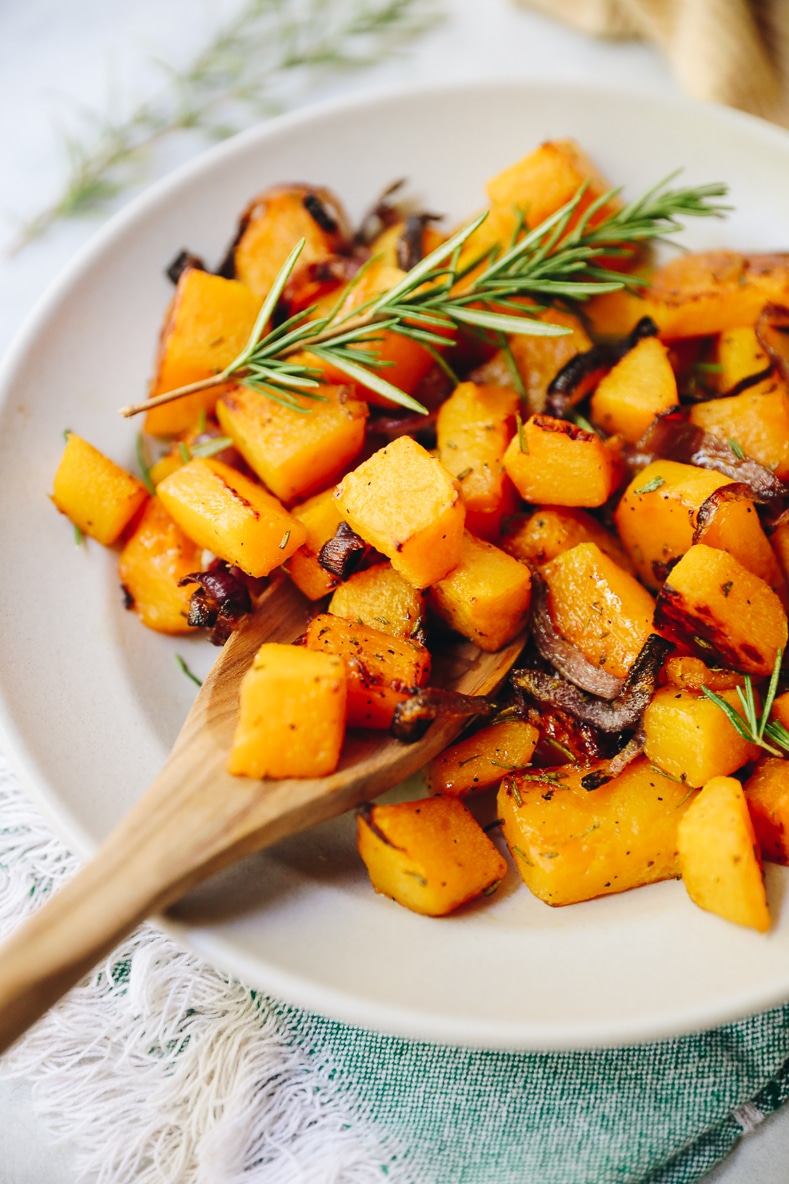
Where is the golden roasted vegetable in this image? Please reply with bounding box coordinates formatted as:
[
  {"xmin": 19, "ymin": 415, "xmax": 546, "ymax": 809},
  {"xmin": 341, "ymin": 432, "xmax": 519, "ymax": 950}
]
[
  {"xmin": 426, "ymin": 720, "xmax": 539, "ymax": 797},
  {"xmin": 287, "ymin": 488, "xmax": 342, "ymax": 601},
  {"xmin": 644, "ymin": 250, "xmax": 789, "ymax": 338},
  {"xmin": 146, "ymin": 269, "xmax": 262, "ymax": 437},
  {"xmin": 644, "ymin": 687, "xmax": 759, "ymax": 788},
  {"xmin": 429, "ymin": 532, "xmax": 532, "ymax": 652},
  {"xmin": 334, "ymin": 436, "xmax": 465, "ymax": 588},
  {"xmin": 228, "ymin": 642, "xmax": 346, "ymax": 779},
  {"xmin": 717, "ymin": 325, "xmax": 770, "ymax": 390},
  {"xmin": 52, "ymin": 433, "xmax": 148, "ymax": 546},
  {"xmin": 689, "ymin": 378, "xmax": 789, "ymax": 480},
  {"xmin": 655, "ymin": 544, "xmax": 788, "ymax": 676},
  {"xmin": 118, "ymin": 498, "xmax": 202, "ymax": 633},
  {"xmin": 304, "ymin": 613, "xmax": 430, "ymax": 729},
  {"xmin": 501, "ymin": 505, "xmax": 632, "ymax": 572},
  {"xmin": 157, "ymin": 457, "xmax": 306, "ymax": 578},
  {"xmin": 356, "ymin": 796, "xmax": 507, "ymax": 916},
  {"xmin": 744, "ymin": 756, "xmax": 789, "ymax": 865},
  {"xmin": 328, "ymin": 563, "xmax": 424, "ymax": 640},
  {"xmin": 589, "ymin": 336, "xmax": 678, "ymax": 444},
  {"xmin": 677, "ymin": 775, "xmax": 769, "ymax": 932},
  {"xmin": 541, "ymin": 542, "xmax": 655, "ymax": 680},
  {"xmin": 498, "ymin": 757, "xmax": 693, "ymax": 906},
  {"xmin": 502, "ymin": 415, "xmax": 621, "ymax": 507}
]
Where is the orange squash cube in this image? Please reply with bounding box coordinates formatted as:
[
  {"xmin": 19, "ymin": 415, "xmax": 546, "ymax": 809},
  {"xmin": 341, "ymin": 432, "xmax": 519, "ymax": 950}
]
[
  {"xmin": 228, "ymin": 643, "xmax": 346, "ymax": 779},
  {"xmin": 287, "ymin": 488, "xmax": 343, "ymax": 600},
  {"xmin": 328, "ymin": 563, "xmax": 424, "ymax": 640},
  {"xmin": 644, "ymin": 250, "xmax": 789, "ymax": 338},
  {"xmin": 334, "ymin": 436, "xmax": 465, "ymax": 588},
  {"xmin": 614, "ymin": 459, "xmax": 782, "ymax": 592},
  {"xmin": 436, "ymin": 382, "xmax": 518, "ymax": 539},
  {"xmin": 501, "ymin": 505, "xmax": 632, "ymax": 572},
  {"xmin": 589, "ymin": 336, "xmax": 678, "ymax": 444},
  {"xmin": 232, "ymin": 184, "xmax": 348, "ymax": 299},
  {"xmin": 717, "ymin": 325, "xmax": 770, "ymax": 391},
  {"xmin": 426, "ymin": 720, "xmax": 539, "ymax": 797},
  {"xmin": 689, "ymin": 379, "xmax": 789, "ymax": 480},
  {"xmin": 503, "ymin": 415, "xmax": 620, "ymax": 507},
  {"xmin": 430, "ymin": 532, "xmax": 532, "ymax": 651},
  {"xmin": 744, "ymin": 756, "xmax": 789, "ymax": 865},
  {"xmin": 145, "ymin": 269, "xmax": 262, "ymax": 437},
  {"xmin": 157, "ymin": 457, "xmax": 305, "ymax": 577},
  {"xmin": 678, "ymin": 776, "xmax": 770, "ymax": 932},
  {"xmin": 541, "ymin": 541, "xmax": 655, "ymax": 680},
  {"xmin": 356, "ymin": 796, "xmax": 507, "ymax": 916},
  {"xmin": 644, "ymin": 687, "xmax": 759, "ymax": 788},
  {"xmin": 498, "ymin": 757, "xmax": 693, "ymax": 906},
  {"xmin": 118, "ymin": 497, "xmax": 203, "ymax": 633},
  {"xmin": 304, "ymin": 613, "xmax": 430, "ymax": 729},
  {"xmin": 655, "ymin": 544, "xmax": 787, "ymax": 676},
  {"xmin": 52, "ymin": 433, "xmax": 148, "ymax": 546},
  {"xmin": 217, "ymin": 382, "xmax": 367, "ymax": 503}
]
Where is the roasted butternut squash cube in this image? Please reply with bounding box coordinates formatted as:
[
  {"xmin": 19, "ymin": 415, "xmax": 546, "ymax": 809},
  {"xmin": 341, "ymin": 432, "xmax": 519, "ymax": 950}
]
[
  {"xmin": 678, "ymin": 776, "xmax": 769, "ymax": 931},
  {"xmin": 232, "ymin": 184, "xmax": 348, "ymax": 299},
  {"xmin": 689, "ymin": 379, "xmax": 789, "ymax": 480},
  {"xmin": 426, "ymin": 720, "xmax": 539, "ymax": 797},
  {"xmin": 471, "ymin": 308, "xmax": 592, "ymax": 415},
  {"xmin": 228, "ymin": 643, "xmax": 346, "ymax": 779},
  {"xmin": 356, "ymin": 796, "xmax": 507, "ymax": 916},
  {"xmin": 486, "ymin": 139, "xmax": 621, "ymax": 243},
  {"xmin": 328, "ymin": 563, "xmax": 424, "ymax": 640},
  {"xmin": 655, "ymin": 544, "xmax": 788, "ymax": 676},
  {"xmin": 644, "ymin": 250, "xmax": 789, "ymax": 338},
  {"xmin": 436, "ymin": 382, "xmax": 518, "ymax": 539},
  {"xmin": 498, "ymin": 757, "xmax": 693, "ymax": 906},
  {"xmin": 501, "ymin": 505, "xmax": 632, "ymax": 571},
  {"xmin": 583, "ymin": 285, "xmax": 649, "ymax": 339},
  {"xmin": 541, "ymin": 542, "xmax": 655, "ymax": 679},
  {"xmin": 430, "ymin": 532, "xmax": 532, "ymax": 652},
  {"xmin": 287, "ymin": 488, "xmax": 343, "ymax": 600},
  {"xmin": 614, "ymin": 459, "xmax": 781, "ymax": 592},
  {"xmin": 771, "ymin": 691, "xmax": 789, "ymax": 732},
  {"xmin": 744, "ymin": 756, "xmax": 789, "ymax": 865},
  {"xmin": 118, "ymin": 497, "xmax": 202, "ymax": 633},
  {"xmin": 644, "ymin": 687, "xmax": 759, "ymax": 788},
  {"xmin": 717, "ymin": 325, "xmax": 770, "ymax": 391},
  {"xmin": 145, "ymin": 269, "xmax": 262, "ymax": 436},
  {"xmin": 157, "ymin": 457, "xmax": 305, "ymax": 577},
  {"xmin": 660, "ymin": 656, "xmax": 744, "ymax": 693},
  {"xmin": 304, "ymin": 613, "xmax": 430, "ymax": 729},
  {"xmin": 52, "ymin": 433, "xmax": 148, "ymax": 546},
  {"xmin": 217, "ymin": 382, "xmax": 368, "ymax": 503},
  {"xmin": 503, "ymin": 415, "xmax": 620, "ymax": 507},
  {"xmin": 334, "ymin": 436, "xmax": 465, "ymax": 588},
  {"xmin": 589, "ymin": 336, "xmax": 678, "ymax": 444}
]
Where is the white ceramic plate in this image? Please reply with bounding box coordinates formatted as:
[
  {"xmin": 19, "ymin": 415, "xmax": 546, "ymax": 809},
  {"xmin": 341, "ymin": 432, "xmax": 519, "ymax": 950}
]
[{"xmin": 3, "ymin": 80, "xmax": 789, "ymax": 1051}]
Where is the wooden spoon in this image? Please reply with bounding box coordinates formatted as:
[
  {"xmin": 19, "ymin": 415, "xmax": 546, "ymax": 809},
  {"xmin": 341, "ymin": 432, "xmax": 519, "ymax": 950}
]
[{"xmin": 0, "ymin": 576, "xmax": 524, "ymax": 1055}]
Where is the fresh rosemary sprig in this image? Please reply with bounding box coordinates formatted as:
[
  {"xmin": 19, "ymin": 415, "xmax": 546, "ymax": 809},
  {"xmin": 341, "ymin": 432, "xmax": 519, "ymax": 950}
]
[
  {"xmin": 120, "ymin": 174, "xmax": 728, "ymax": 420},
  {"xmin": 702, "ymin": 650, "xmax": 789, "ymax": 758},
  {"xmin": 7, "ymin": 0, "xmax": 442, "ymax": 253}
]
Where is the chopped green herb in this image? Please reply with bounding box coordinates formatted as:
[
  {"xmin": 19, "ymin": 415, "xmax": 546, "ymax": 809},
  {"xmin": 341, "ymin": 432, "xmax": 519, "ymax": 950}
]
[
  {"xmin": 456, "ymin": 466, "xmax": 473, "ymax": 481},
  {"xmin": 136, "ymin": 432, "xmax": 156, "ymax": 496},
  {"xmin": 511, "ymin": 782, "xmax": 523, "ymax": 807},
  {"xmin": 490, "ymin": 760, "xmax": 520, "ymax": 771},
  {"xmin": 457, "ymin": 753, "xmax": 481, "ymax": 767},
  {"xmin": 62, "ymin": 427, "xmax": 72, "ymax": 442},
  {"xmin": 178, "ymin": 442, "xmax": 191, "ymax": 464},
  {"xmin": 516, "ymin": 413, "xmax": 528, "ymax": 454},
  {"xmin": 571, "ymin": 412, "xmax": 598, "ymax": 436},
  {"xmin": 634, "ymin": 476, "xmax": 665, "ymax": 495},
  {"xmin": 197, "ymin": 409, "xmax": 207, "ymax": 434},
  {"xmin": 279, "ymin": 529, "xmax": 291, "ymax": 550},
  {"xmin": 511, "ymin": 845, "xmax": 533, "ymax": 866},
  {"xmin": 190, "ymin": 435, "xmax": 234, "ymax": 459},
  {"xmin": 520, "ymin": 770, "xmax": 568, "ymax": 786},
  {"xmin": 404, "ymin": 870, "xmax": 428, "ymax": 887},
  {"xmin": 721, "ymin": 580, "xmax": 733, "ymax": 598},
  {"xmin": 175, "ymin": 653, "xmax": 203, "ymax": 687},
  {"xmin": 73, "ymin": 523, "xmax": 83, "ymax": 546},
  {"xmin": 727, "ymin": 437, "xmax": 746, "ymax": 460},
  {"xmin": 545, "ymin": 737, "xmax": 575, "ymax": 760},
  {"xmin": 694, "ymin": 361, "xmax": 724, "ymax": 374},
  {"xmin": 542, "ymin": 851, "xmax": 559, "ymax": 859},
  {"xmin": 482, "ymin": 880, "xmax": 502, "ymax": 896}
]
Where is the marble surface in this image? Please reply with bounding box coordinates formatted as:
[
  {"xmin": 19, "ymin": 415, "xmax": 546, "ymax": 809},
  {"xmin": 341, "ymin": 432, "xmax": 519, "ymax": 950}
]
[{"xmin": 1, "ymin": 1, "xmax": 788, "ymax": 1180}]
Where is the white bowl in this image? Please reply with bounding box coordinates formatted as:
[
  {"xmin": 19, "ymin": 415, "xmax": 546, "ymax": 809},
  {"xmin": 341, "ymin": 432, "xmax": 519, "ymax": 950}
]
[{"xmin": 2, "ymin": 80, "xmax": 789, "ymax": 1050}]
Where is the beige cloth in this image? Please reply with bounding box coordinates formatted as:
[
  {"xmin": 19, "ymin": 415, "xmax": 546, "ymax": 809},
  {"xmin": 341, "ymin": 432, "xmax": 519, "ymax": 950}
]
[{"xmin": 516, "ymin": 0, "xmax": 789, "ymax": 126}]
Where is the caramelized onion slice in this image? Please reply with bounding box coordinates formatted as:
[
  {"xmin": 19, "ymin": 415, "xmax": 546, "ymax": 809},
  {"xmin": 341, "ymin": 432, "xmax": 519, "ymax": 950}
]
[
  {"xmin": 531, "ymin": 570, "xmax": 624, "ymax": 700},
  {"xmin": 511, "ymin": 634, "xmax": 673, "ymax": 732},
  {"xmin": 546, "ymin": 316, "xmax": 659, "ymax": 418},
  {"xmin": 638, "ymin": 408, "xmax": 785, "ymax": 502},
  {"xmin": 756, "ymin": 303, "xmax": 789, "ymax": 384},
  {"xmin": 692, "ymin": 482, "xmax": 757, "ymax": 544},
  {"xmin": 318, "ymin": 522, "xmax": 370, "ymax": 581},
  {"xmin": 389, "ymin": 687, "xmax": 498, "ymax": 743},
  {"xmin": 179, "ymin": 562, "xmax": 254, "ymax": 645}
]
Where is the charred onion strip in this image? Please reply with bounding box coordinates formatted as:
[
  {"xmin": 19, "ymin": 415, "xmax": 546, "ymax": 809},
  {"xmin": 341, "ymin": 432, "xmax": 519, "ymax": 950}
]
[
  {"xmin": 756, "ymin": 303, "xmax": 789, "ymax": 384},
  {"xmin": 317, "ymin": 522, "xmax": 370, "ymax": 580},
  {"xmin": 693, "ymin": 482, "xmax": 759, "ymax": 544},
  {"xmin": 390, "ymin": 687, "xmax": 498, "ymax": 743},
  {"xmin": 638, "ymin": 408, "xmax": 786, "ymax": 502},
  {"xmin": 179, "ymin": 563, "xmax": 254, "ymax": 645},
  {"xmin": 511, "ymin": 634, "xmax": 673, "ymax": 732},
  {"xmin": 166, "ymin": 250, "xmax": 206, "ymax": 285},
  {"xmin": 530, "ymin": 569, "xmax": 625, "ymax": 700},
  {"xmin": 396, "ymin": 212, "xmax": 441, "ymax": 272},
  {"xmin": 546, "ymin": 316, "xmax": 659, "ymax": 418}
]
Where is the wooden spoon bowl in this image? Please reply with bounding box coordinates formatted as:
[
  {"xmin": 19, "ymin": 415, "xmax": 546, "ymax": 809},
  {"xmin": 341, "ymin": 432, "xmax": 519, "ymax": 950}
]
[{"xmin": 0, "ymin": 576, "xmax": 524, "ymax": 1055}]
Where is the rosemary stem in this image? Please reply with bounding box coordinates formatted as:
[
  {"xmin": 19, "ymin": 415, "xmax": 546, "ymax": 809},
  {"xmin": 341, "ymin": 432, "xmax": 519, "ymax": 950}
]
[{"xmin": 119, "ymin": 370, "xmax": 231, "ymax": 418}]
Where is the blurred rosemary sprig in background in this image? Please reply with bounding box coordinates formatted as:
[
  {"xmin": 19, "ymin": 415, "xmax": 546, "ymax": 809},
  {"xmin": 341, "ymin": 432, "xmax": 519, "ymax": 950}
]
[{"xmin": 8, "ymin": 0, "xmax": 442, "ymax": 254}]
